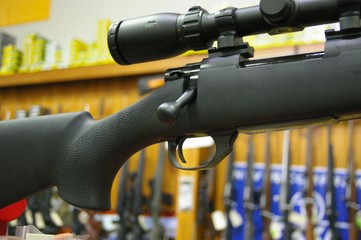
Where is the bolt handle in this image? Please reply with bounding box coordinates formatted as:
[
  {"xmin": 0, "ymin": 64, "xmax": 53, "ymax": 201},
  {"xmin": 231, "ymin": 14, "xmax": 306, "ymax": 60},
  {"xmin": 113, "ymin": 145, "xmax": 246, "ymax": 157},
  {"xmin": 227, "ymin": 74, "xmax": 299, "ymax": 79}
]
[{"xmin": 157, "ymin": 88, "xmax": 196, "ymax": 126}]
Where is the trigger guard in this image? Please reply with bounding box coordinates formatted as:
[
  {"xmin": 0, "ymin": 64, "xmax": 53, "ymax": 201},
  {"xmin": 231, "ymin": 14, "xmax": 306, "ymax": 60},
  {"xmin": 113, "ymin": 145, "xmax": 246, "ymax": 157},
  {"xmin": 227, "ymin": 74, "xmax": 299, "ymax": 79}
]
[
  {"xmin": 205, "ymin": 133, "xmax": 238, "ymax": 168},
  {"xmin": 167, "ymin": 132, "xmax": 238, "ymax": 170}
]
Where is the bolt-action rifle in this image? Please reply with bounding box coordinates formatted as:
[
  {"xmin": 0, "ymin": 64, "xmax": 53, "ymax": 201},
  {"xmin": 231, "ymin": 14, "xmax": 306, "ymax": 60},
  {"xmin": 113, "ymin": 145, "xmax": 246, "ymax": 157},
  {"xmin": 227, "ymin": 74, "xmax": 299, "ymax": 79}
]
[
  {"xmin": 149, "ymin": 144, "xmax": 166, "ymax": 240},
  {"xmin": 303, "ymin": 128, "xmax": 315, "ymax": 239},
  {"xmin": 195, "ymin": 149, "xmax": 216, "ymax": 240},
  {"xmin": 130, "ymin": 149, "xmax": 146, "ymax": 240},
  {"xmin": 117, "ymin": 161, "xmax": 130, "ymax": 239},
  {"xmin": 2, "ymin": 0, "xmax": 361, "ymax": 211},
  {"xmin": 243, "ymin": 135, "xmax": 255, "ymax": 240},
  {"xmin": 223, "ymin": 150, "xmax": 236, "ymax": 240},
  {"xmin": 326, "ymin": 126, "xmax": 339, "ymax": 240},
  {"xmin": 116, "ymin": 150, "xmax": 146, "ymax": 240},
  {"xmin": 345, "ymin": 121, "xmax": 359, "ymax": 239},
  {"xmin": 260, "ymin": 133, "xmax": 272, "ymax": 240},
  {"xmin": 280, "ymin": 130, "xmax": 293, "ymax": 239}
]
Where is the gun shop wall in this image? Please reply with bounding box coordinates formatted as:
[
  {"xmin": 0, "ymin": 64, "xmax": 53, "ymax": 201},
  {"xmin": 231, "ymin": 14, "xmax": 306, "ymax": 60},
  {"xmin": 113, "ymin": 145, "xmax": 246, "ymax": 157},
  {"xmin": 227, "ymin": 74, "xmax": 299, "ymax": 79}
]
[{"xmin": 0, "ymin": 0, "xmax": 359, "ymax": 240}]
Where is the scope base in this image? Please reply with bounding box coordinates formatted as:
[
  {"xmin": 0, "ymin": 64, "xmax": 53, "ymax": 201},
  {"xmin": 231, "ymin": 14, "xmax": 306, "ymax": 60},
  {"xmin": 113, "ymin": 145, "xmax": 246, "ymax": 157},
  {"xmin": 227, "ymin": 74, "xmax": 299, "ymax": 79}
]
[
  {"xmin": 208, "ymin": 42, "xmax": 255, "ymax": 59},
  {"xmin": 325, "ymin": 27, "xmax": 361, "ymax": 40}
]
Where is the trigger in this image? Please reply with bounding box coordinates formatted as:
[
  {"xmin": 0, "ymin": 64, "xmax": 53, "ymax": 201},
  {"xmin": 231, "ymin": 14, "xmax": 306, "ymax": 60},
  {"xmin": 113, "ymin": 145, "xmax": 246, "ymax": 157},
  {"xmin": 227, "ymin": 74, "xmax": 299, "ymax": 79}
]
[
  {"xmin": 168, "ymin": 136, "xmax": 188, "ymax": 165},
  {"xmin": 167, "ymin": 132, "xmax": 238, "ymax": 170}
]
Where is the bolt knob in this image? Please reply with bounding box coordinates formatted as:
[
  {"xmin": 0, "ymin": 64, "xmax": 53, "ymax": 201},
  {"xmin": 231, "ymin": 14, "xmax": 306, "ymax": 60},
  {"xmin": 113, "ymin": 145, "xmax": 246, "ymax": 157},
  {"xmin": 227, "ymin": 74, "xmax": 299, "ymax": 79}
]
[{"xmin": 157, "ymin": 102, "xmax": 181, "ymax": 126}]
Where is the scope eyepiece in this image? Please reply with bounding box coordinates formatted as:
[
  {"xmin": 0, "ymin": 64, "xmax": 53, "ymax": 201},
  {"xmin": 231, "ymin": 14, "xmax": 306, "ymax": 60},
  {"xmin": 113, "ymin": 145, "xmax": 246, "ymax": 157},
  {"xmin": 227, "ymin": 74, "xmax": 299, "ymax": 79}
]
[
  {"xmin": 108, "ymin": 13, "xmax": 190, "ymax": 65},
  {"xmin": 108, "ymin": 7, "xmax": 215, "ymax": 65}
]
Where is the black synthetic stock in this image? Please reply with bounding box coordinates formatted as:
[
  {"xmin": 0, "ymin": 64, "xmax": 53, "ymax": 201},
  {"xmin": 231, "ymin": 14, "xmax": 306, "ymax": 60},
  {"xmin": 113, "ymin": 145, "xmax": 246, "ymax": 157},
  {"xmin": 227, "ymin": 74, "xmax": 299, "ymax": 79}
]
[
  {"xmin": 0, "ymin": 113, "xmax": 89, "ymax": 208},
  {"xmin": 0, "ymin": 81, "xmax": 183, "ymax": 210}
]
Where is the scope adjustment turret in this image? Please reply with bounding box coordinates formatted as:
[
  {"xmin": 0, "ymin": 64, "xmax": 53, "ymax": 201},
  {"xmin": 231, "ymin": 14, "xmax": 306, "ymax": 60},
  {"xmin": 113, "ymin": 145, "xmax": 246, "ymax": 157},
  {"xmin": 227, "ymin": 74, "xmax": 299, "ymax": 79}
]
[{"xmin": 260, "ymin": 0, "xmax": 293, "ymax": 23}]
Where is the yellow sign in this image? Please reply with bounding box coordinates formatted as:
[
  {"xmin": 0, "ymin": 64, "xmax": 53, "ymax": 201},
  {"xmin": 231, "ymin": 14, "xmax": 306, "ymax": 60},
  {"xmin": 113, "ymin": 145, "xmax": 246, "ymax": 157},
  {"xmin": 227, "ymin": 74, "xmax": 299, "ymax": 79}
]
[{"xmin": 0, "ymin": 0, "xmax": 51, "ymax": 27}]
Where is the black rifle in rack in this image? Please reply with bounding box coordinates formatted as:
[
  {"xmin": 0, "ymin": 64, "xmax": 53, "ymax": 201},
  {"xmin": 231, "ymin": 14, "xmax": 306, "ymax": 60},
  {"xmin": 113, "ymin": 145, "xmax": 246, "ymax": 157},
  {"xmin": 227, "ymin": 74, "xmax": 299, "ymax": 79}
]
[
  {"xmin": 260, "ymin": 133, "xmax": 272, "ymax": 240},
  {"xmin": 148, "ymin": 146, "xmax": 174, "ymax": 240},
  {"xmin": 325, "ymin": 126, "xmax": 339, "ymax": 240},
  {"xmin": 204, "ymin": 165, "xmax": 216, "ymax": 240},
  {"xmin": 223, "ymin": 150, "xmax": 235, "ymax": 240},
  {"xmin": 149, "ymin": 144, "xmax": 166, "ymax": 240},
  {"xmin": 72, "ymin": 208, "xmax": 85, "ymax": 235},
  {"xmin": 4, "ymin": 0, "xmax": 361, "ymax": 212},
  {"xmin": 117, "ymin": 161, "xmax": 131, "ymax": 240},
  {"xmin": 196, "ymin": 170, "xmax": 209, "ymax": 239},
  {"xmin": 243, "ymin": 135, "xmax": 255, "ymax": 240},
  {"xmin": 195, "ymin": 147, "xmax": 216, "ymax": 240},
  {"xmin": 345, "ymin": 121, "xmax": 358, "ymax": 239},
  {"xmin": 303, "ymin": 128, "xmax": 314, "ymax": 240},
  {"xmin": 131, "ymin": 149, "xmax": 146, "ymax": 240},
  {"xmin": 280, "ymin": 130, "xmax": 293, "ymax": 239}
]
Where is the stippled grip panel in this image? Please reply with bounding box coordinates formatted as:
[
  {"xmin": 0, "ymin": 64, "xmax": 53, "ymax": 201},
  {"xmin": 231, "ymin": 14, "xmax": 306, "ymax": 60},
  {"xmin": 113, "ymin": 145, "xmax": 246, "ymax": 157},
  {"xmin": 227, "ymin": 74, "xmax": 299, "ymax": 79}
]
[{"xmin": 56, "ymin": 81, "xmax": 181, "ymax": 210}]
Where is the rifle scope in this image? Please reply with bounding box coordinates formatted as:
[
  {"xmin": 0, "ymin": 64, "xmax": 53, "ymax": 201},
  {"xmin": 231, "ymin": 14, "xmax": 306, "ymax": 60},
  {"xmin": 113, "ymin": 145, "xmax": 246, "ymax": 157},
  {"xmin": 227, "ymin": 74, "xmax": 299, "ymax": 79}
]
[{"xmin": 108, "ymin": 0, "xmax": 361, "ymax": 64}]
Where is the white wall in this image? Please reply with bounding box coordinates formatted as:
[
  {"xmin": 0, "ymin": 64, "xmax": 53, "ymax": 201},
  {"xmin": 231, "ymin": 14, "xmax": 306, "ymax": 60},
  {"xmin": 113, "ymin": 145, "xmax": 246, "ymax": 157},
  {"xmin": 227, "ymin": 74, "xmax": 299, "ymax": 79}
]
[{"xmin": 0, "ymin": 0, "xmax": 259, "ymax": 48}]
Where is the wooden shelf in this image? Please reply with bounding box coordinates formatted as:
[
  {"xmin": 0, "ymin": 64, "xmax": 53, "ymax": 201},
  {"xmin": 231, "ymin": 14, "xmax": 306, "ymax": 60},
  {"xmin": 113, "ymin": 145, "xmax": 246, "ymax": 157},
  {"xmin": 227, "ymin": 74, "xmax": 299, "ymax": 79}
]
[
  {"xmin": 0, "ymin": 44, "xmax": 324, "ymax": 88},
  {"xmin": 0, "ymin": 55, "xmax": 205, "ymax": 88}
]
